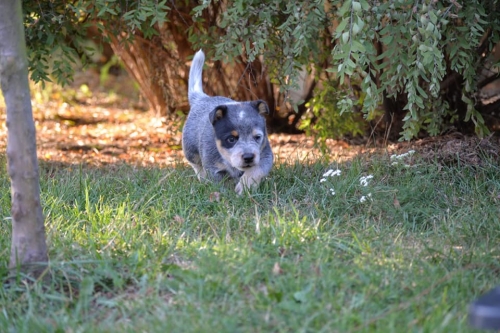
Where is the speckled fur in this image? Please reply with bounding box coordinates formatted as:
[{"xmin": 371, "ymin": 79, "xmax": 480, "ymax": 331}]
[{"xmin": 182, "ymin": 50, "xmax": 273, "ymax": 194}]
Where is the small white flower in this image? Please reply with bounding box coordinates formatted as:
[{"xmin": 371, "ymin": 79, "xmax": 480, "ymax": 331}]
[
  {"xmin": 322, "ymin": 169, "xmax": 341, "ymax": 178},
  {"xmin": 391, "ymin": 161, "xmax": 411, "ymax": 168},
  {"xmin": 320, "ymin": 169, "xmax": 342, "ymax": 183},
  {"xmin": 330, "ymin": 188, "xmax": 335, "ymax": 196},
  {"xmin": 331, "ymin": 169, "xmax": 342, "ymax": 176},
  {"xmin": 360, "ymin": 193, "xmax": 372, "ymax": 203},
  {"xmin": 323, "ymin": 169, "xmax": 334, "ymax": 177},
  {"xmin": 390, "ymin": 150, "xmax": 415, "ymax": 160},
  {"xmin": 359, "ymin": 175, "xmax": 373, "ymax": 187}
]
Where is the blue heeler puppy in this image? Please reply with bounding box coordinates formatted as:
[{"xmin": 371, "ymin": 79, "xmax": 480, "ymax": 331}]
[{"xmin": 182, "ymin": 50, "xmax": 273, "ymax": 195}]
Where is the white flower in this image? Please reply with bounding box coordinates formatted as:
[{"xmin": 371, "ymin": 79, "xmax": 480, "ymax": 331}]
[
  {"xmin": 359, "ymin": 175, "xmax": 373, "ymax": 187},
  {"xmin": 320, "ymin": 169, "xmax": 341, "ymax": 183},
  {"xmin": 323, "ymin": 169, "xmax": 334, "ymax": 177},
  {"xmin": 360, "ymin": 193, "xmax": 372, "ymax": 203},
  {"xmin": 390, "ymin": 150, "xmax": 415, "ymax": 161},
  {"xmin": 322, "ymin": 169, "xmax": 341, "ymax": 178},
  {"xmin": 391, "ymin": 161, "xmax": 411, "ymax": 168},
  {"xmin": 330, "ymin": 188, "xmax": 335, "ymax": 196}
]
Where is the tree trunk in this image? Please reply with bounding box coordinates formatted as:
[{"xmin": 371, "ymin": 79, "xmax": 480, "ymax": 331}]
[
  {"xmin": 0, "ymin": 0, "xmax": 48, "ymax": 273},
  {"xmin": 99, "ymin": 1, "xmax": 279, "ymax": 118},
  {"xmin": 107, "ymin": 31, "xmax": 277, "ymax": 116}
]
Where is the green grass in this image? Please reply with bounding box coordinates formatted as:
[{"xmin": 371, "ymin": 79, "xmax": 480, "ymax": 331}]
[{"xmin": 1, "ymin": 152, "xmax": 499, "ymax": 332}]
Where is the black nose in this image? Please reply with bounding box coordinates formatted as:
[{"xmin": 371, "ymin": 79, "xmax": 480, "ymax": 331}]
[{"xmin": 242, "ymin": 153, "xmax": 255, "ymax": 164}]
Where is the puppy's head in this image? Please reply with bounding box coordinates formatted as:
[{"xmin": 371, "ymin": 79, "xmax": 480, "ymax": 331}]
[{"xmin": 209, "ymin": 101, "xmax": 270, "ymax": 171}]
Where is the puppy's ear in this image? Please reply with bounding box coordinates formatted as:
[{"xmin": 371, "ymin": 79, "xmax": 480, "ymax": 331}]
[
  {"xmin": 209, "ymin": 105, "xmax": 227, "ymax": 125},
  {"xmin": 251, "ymin": 100, "xmax": 270, "ymax": 116}
]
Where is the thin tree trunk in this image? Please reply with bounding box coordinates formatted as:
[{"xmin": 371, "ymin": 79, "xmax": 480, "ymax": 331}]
[{"xmin": 0, "ymin": 0, "xmax": 48, "ymax": 272}]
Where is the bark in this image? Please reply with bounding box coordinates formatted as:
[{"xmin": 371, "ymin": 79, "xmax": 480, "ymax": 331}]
[
  {"xmin": 107, "ymin": 30, "xmax": 276, "ymax": 116},
  {"xmin": 108, "ymin": 33, "xmax": 172, "ymax": 115},
  {"xmin": 0, "ymin": 0, "xmax": 48, "ymax": 272},
  {"xmin": 100, "ymin": 1, "xmax": 278, "ymax": 118}
]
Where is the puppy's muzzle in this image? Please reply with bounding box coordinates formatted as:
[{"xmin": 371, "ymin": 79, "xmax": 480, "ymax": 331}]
[{"xmin": 242, "ymin": 153, "xmax": 255, "ymax": 166}]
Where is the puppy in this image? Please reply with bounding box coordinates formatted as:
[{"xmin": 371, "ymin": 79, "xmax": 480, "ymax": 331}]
[{"xmin": 182, "ymin": 50, "xmax": 273, "ymax": 195}]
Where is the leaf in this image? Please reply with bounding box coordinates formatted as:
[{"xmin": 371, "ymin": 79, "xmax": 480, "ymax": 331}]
[
  {"xmin": 336, "ymin": 18, "xmax": 349, "ymax": 34},
  {"xmin": 272, "ymin": 262, "xmax": 283, "ymax": 275},
  {"xmin": 352, "ymin": 23, "xmax": 361, "ymax": 36},
  {"xmin": 209, "ymin": 192, "xmax": 221, "ymax": 202},
  {"xmin": 338, "ymin": 0, "xmax": 352, "ymax": 16},
  {"xmin": 351, "ymin": 40, "xmax": 366, "ymax": 53},
  {"xmin": 429, "ymin": 11, "xmax": 438, "ymax": 25},
  {"xmin": 173, "ymin": 215, "xmax": 185, "ymax": 223},
  {"xmin": 393, "ymin": 195, "xmax": 401, "ymax": 209},
  {"xmin": 356, "ymin": 17, "xmax": 365, "ymax": 31},
  {"xmin": 293, "ymin": 285, "xmax": 312, "ymax": 303},
  {"xmin": 80, "ymin": 276, "xmax": 95, "ymax": 298},
  {"xmin": 352, "ymin": 1, "xmax": 362, "ymax": 13},
  {"xmin": 342, "ymin": 31, "xmax": 350, "ymax": 44},
  {"xmin": 293, "ymin": 290, "xmax": 308, "ymax": 303},
  {"xmin": 359, "ymin": 0, "xmax": 370, "ymax": 10}
]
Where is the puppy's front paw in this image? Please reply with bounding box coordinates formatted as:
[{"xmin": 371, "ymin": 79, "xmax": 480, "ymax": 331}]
[
  {"xmin": 236, "ymin": 169, "xmax": 266, "ymax": 195},
  {"xmin": 235, "ymin": 181, "xmax": 244, "ymax": 195}
]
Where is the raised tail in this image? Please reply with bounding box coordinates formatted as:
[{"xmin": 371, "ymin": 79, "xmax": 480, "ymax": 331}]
[{"xmin": 188, "ymin": 50, "xmax": 206, "ymax": 103}]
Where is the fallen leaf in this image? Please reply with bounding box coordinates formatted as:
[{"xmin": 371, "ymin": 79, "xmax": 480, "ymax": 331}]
[
  {"xmin": 272, "ymin": 262, "xmax": 283, "ymax": 276},
  {"xmin": 173, "ymin": 215, "xmax": 185, "ymax": 224},
  {"xmin": 393, "ymin": 195, "xmax": 401, "ymax": 209},
  {"xmin": 311, "ymin": 264, "xmax": 321, "ymax": 276},
  {"xmin": 257, "ymin": 283, "xmax": 268, "ymax": 297},
  {"xmin": 209, "ymin": 192, "xmax": 221, "ymax": 202}
]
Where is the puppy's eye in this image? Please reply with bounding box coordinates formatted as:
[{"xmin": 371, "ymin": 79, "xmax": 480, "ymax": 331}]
[
  {"xmin": 254, "ymin": 135, "xmax": 262, "ymax": 141},
  {"xmin": 226, "ymin": 136, "xmax": 238, "ymax": 144}
]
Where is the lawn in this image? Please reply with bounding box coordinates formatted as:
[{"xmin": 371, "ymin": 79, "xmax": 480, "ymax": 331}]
[{"xmin": 0, "ymin": 150, "xmax": 499, "ymax": 332}]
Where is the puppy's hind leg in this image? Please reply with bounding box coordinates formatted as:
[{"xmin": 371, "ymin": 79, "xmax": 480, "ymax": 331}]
[{"xmin": 189, "ymin": 163, "xmax": 207, "ymax": 181}]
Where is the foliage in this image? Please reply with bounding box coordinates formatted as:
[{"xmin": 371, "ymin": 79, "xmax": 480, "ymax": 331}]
[
  {"xmin": 22, "ymin": 0, "xmax": 500, "ymax": 138},
  {"xmin": 195, "ymin": 0, "xmax": 500, "ymax": 139},
  {"xmin": 22, "ymin": 0, "xmax": 169, "ymax": 86},
  {"xmin": 22, "ymin": 1, "xmax": 276, "ymax": 118},
  {"xmin": 1, "ymin": 153, "xmax": 500, "ymax": 331},
  {"xmin": 192, "ymin": 0, "xmax": 327, "ymax": 93},
  {"xmin": 299, "ymin": 78, "xmax": 368, "ymax": 144},
  {"xmin": 330, "ymin": 0, "xmax": 494, "ymax": 139}
]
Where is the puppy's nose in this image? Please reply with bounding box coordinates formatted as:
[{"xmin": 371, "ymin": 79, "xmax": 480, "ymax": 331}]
[{"xmin": 242, "ymin": 153, "xmax": 255, "ymax": 164}]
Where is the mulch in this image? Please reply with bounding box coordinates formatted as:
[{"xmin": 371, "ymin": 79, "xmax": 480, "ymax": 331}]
[{"xmin": 1, "ymin": 74, "xmax": 499, "ymax": 168}]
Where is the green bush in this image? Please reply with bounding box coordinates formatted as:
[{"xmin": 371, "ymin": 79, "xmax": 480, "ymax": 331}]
[
  {"xmin": 22, "ymin": 0, "xmax": 500, "ymax": 139},
  {"xmin": 22, "ymin": 0, "xmax": 168, "ymax": 86},
  {"xmin": 195, "ymin": 0, "xmax": 498, "ymax": 139},
  {"xmin": 299, "ymin": 79, "xmax": 368, "ymax": 145}
]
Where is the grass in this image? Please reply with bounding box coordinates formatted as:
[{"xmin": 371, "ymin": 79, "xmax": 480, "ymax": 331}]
[{"xmin": 0, "ymin": 151, "xmax": 499, "ymax": 332}]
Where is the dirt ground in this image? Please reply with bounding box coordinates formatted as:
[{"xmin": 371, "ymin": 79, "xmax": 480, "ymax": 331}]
[{"xmin": 0, "ymin": 71, "xmax": 499, "ymax": 168}]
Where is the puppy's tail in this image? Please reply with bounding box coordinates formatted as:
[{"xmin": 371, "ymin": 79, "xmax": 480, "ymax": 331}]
[{"xmin": 188, "ymin": 50, "xmax": 206, "ymax": 103}]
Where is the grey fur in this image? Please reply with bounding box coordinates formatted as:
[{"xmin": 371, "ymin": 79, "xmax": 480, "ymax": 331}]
[{"xmin": 182, "ymin": 50, "xmax": 273, "ymax": 194}]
